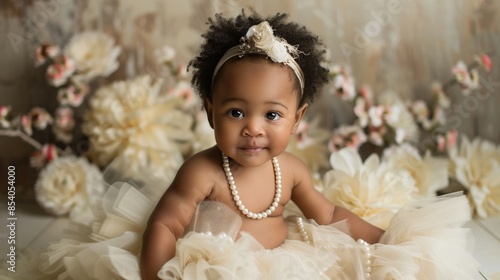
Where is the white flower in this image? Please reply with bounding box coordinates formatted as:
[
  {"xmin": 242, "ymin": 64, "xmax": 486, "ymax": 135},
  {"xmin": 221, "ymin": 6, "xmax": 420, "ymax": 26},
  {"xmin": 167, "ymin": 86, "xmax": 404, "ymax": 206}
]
[
  {"xmin": 65, "ymin": 31, "xmax": 121, "ymax": 82},
  {"xmin": 83, "ymin": 75, "xmax": 193, "ymax": 182},
  {"xmin": 35, "ymin": 156, "xmax": 104, "ymax": 222},
  {"xmin": 246, "ymin": 21, "xmax": 275, "ymax": 52},
  {"xmin": 378, "ymin": 92, "xmax": 419, "ymax": 143},
  {"xmin": 383, "ymin": 144, "xmax": 448, "ymax": 197},
  {"xmin": 448, "ymin": 136, "xmax": 500, "ymax": 218},
  {"xmin": 246, "ymin": 21, "xmax": 295, "ymax": 63},
  {"xmin": 155, "ymin": 45, "xmax": 176, "ymax": 64},
  {"xmin": 323, "ymin": 148, "xmax": 418, "ymax": 229}
]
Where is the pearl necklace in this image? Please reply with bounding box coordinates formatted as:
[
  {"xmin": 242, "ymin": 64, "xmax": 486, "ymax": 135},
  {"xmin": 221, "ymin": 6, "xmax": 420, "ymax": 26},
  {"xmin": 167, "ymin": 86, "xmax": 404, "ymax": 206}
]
[{"xmin": 222, "ymin": 153, "xmax": 282, "ymax": 219}]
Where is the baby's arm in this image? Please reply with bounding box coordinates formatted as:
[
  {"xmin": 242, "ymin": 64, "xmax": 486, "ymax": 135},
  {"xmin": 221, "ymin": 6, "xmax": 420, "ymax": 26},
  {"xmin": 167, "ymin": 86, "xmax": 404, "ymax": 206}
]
[
  {"xmin": 289, "ymin": 155, "xmax": 384, "ymax": 244},
  {"xmin": 140, "ymin": 158, "xmax": 213, "ymax": 279}
]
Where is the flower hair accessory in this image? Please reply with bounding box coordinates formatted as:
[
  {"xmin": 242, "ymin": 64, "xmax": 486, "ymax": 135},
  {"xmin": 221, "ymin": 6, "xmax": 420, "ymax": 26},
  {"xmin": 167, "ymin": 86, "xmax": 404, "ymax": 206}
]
[{"xmin": 212, "ymin": 21, "xmax": 305, "ymax": 95}]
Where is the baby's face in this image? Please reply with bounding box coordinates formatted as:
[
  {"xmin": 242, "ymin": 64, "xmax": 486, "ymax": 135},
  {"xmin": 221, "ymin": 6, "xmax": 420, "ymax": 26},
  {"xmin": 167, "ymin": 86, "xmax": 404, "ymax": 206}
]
[{"xmin": 206, "ymin": 58, "xmax": 307, "ymax": 167}]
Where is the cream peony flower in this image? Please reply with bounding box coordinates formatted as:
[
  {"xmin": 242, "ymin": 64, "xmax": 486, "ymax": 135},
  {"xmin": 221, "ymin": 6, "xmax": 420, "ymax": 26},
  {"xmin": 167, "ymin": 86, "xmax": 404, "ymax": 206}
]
[
  {"xmin": 83, "ymin": 75, "xmax": 193, "ymax": 182},
  {"xmin": 383, "ymin": 144, "xmax": 448, "ymax": 197},
  {"xmin": 323, "ymin": 148, "xmax": 418, "ymax": 229},
  {"xmin": 35, "ymin": 156, "xmax": 104, "ymax": 222},
  {"xmin": 65, "ymin": 31, "xmax": 121, "ymax": 82},
  {"xmin": 448, "ymin": 136, "xmax": 500, "ymax": 218}
]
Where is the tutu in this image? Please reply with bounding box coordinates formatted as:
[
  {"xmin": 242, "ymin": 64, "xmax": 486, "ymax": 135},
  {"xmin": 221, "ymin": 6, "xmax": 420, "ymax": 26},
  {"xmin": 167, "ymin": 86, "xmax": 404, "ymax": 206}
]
[{"xmin": 36, "ymin": 176, "xmax": 478, "ymax": 279}]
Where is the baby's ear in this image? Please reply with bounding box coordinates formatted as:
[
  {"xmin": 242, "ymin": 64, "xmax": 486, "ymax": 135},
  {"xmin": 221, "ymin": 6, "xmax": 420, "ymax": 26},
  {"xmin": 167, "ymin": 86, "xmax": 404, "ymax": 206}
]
[
  {"xmin": 203, "ymin": 98, "xmax": 214, "ymax": 129},
  {"xmin": 291, "ymin": 103, "xmax": 308, "ymax": 134}
]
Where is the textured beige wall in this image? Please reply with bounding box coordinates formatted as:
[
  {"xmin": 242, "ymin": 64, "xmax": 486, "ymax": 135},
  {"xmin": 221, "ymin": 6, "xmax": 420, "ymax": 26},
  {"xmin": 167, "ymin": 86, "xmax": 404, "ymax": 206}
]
[{"xmin": 1, "ymin": 0, "xmax": 499, "ymax": 162}]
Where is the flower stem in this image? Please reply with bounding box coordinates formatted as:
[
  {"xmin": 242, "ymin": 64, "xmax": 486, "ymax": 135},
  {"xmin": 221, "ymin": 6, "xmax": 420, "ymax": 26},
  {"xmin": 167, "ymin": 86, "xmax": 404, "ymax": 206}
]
[
  {"xmin": 0, "ymin": 129, "xmax": 64, "ymax": 154},
  {"xmin": 0, "ymin": 129, "xmax": 43, "ymax": 150}
]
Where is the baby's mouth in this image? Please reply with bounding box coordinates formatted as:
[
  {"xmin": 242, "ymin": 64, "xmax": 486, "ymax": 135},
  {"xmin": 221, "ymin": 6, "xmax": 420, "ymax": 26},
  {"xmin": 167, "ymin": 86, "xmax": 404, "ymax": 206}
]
[{"xmin": 240, "ymin": 146, "xmax": 265, "ymax": 154}]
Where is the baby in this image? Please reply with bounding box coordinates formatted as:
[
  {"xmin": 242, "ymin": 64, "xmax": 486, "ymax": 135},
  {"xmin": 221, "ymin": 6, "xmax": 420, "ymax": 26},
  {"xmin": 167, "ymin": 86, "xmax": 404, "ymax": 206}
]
[{"xmin": 140, "ymin": 11, "xmax": 384, "ymax": 279}]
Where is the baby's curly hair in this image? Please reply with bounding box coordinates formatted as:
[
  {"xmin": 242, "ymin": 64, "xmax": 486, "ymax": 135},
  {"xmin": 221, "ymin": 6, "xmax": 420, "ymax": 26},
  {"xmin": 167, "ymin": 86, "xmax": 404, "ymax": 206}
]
[{"xmin": 189, "ymin": 11, "xmax": 329, "ymax": 105}]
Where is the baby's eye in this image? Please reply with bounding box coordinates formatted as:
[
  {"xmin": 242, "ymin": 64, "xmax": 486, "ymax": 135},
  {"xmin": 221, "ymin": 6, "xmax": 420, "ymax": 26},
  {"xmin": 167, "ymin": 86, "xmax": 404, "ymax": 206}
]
[
  {"xmin": 266, "ymin": 112, "xmax": 281, "ymax": 121},
  {"xmin": 227, "ymin": 109, "xmax": 244, "ymax": 119}
]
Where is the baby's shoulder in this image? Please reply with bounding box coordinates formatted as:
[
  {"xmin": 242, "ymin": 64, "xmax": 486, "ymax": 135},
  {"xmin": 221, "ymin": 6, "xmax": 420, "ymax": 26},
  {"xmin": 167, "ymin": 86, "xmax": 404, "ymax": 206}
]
[
  {"xmin": 277, "ymin": 152, "xmax": 310, "ymax": 175},
  {"xmin": 174, "ymin": 147, "xmax": 222, "ymax": 183}
]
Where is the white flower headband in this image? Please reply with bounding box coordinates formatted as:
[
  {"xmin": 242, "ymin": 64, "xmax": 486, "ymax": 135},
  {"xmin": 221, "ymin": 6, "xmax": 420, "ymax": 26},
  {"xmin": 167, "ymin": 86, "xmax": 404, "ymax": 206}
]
[{"xmin": 212, "ymin": 21, "xmax": 305, "ymax": 95}]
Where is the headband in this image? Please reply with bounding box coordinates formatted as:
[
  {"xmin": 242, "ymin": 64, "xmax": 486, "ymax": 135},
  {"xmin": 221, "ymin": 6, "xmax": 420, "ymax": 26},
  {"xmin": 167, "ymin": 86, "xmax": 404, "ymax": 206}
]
[{"xmin": 211, "ymin": 21, "xmax": 305, "ymax": 95}]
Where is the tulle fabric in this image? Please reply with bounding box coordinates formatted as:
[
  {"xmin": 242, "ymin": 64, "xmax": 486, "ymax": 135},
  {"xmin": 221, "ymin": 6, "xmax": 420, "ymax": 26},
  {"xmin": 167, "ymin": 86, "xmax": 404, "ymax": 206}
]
[
  {"xmin": 157, "ymin": 195, "xmax": 478, "ymax": 280},
  {"xmin": 36, "ymin": 176, "xmax": 478, "ymax": 279}
]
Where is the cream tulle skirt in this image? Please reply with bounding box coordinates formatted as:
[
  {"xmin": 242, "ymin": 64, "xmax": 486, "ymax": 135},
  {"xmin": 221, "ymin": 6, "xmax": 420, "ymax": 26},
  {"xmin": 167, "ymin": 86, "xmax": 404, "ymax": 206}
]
[{"xmin": 34, "ymin": 181, "xmax": 478, "ymax": 280}]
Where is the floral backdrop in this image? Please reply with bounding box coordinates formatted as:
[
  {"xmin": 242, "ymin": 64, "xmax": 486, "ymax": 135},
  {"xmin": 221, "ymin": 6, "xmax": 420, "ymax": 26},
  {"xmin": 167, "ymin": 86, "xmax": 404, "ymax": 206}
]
[{"xmin": 1, "ymin": 0, "xmax": 500, "ymax": 228}]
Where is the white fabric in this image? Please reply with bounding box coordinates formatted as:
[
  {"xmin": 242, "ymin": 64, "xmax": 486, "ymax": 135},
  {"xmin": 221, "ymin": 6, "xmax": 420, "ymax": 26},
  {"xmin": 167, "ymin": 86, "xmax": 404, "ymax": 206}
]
[{"xmin": 37, "ymin": 181, "xmax": 478, "ymax": 279}]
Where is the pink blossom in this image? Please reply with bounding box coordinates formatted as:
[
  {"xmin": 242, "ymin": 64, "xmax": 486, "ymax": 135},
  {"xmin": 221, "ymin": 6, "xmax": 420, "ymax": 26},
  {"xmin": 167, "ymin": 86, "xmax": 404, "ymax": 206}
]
[
  {"xmin": 29, "ymin": 107, "xmax": 53, "ymax": 130},
  {"xmin": 452, "ymin": 61, "xmax": 479, "ymax": 93},
  {"xmin": 168, "ymin": 81, "xmax": 197, "ymax": 108},
  {"xmin": 42, "ymin": 144, "xmax": 58, "ymax": 162},
  {"xmin": 0, "ymin": 106, "xmax": 11, "ymax": 128},
  {"xmin": 54, "ymin": 107, "xmax": 75, "ymax": 130},
  {"xmin": 367, "ymin": 125, "xmax": 387, "ymax": 146},
  {"xmin": 328, "ymin": 125, "xmax": 367, "ymax": 152},
  {"xmin": 328, "ymin": 134, "xmax": 346, "ymax": 152},
  {"xmin": 294, "ymin": 121, "xmax": 313, "ymax": 146},
  {"xmin": 53, "ymin": 107, "xmax": 75, "ymax": 143},
  {"xmin": 330, "ymin": 65, "xmax": 356, "ymax": 101},
  {"xmin": 57, "ymin": 83, "xmax": 89, "ymax": 107},
  {"xmin": 35, "ymin": 43, "xmax": 60, "ymax": 66},
  {"xmin": 155, "ymin": 46, "xmax": 176, "ymax": 64},
  {"xmin": 447, "ymin": 130, "xmax": 458, "ymax": 150},
  {"xmin": 359, "ymin": 85, "xmax": 374, "ymax": 106},
  {"xmin": 21, "ymin": 115, "xmax": 32, "ymax": 135},
  {"xmin": 437, "ymin": 135, "xmax": 446, "ymax": 152},
  {"xmin": 479, "ymin": 54, "xmax": 492, "ymax": 73},
  {"xmin": 354, "ymin": 98, "xmax": 369, "ymax": 127},
  {"xmin": 46, "ymin": 56, "xmax": 76, "ymax": 87},
  {"xmin": 368, "ymin": 106, "xmax": 385, "ymax": 127},
  {"xmin": 437, "ymin": 130, "xmax": 458, "ymax": 152}
]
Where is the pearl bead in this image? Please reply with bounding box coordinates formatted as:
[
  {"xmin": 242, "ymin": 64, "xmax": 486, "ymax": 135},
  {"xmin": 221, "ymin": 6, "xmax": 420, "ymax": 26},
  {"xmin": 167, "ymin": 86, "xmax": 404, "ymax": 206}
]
[
  {"xmin": 356, "ymin": 239, "xmax": 372, "ymax": 279},
  {"xmin": 222, "ymin": 153, "xmax": 281, "ymax": 220}
]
